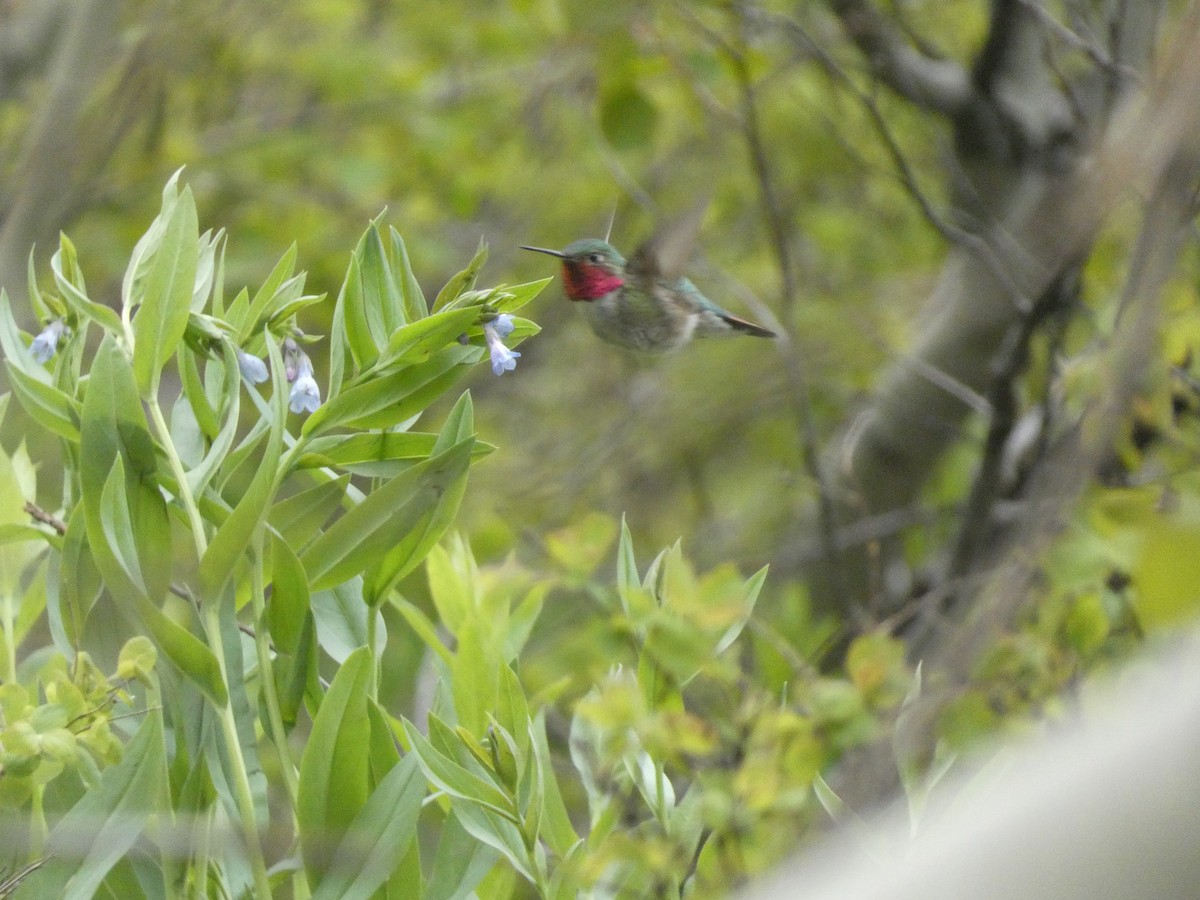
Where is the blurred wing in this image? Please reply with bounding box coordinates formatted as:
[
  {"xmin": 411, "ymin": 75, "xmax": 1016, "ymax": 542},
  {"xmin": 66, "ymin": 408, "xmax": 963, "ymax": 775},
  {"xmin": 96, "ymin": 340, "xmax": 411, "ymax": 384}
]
[{"xmin": 625, "ymin": 196, "xmax": 711, "ymax": 283}]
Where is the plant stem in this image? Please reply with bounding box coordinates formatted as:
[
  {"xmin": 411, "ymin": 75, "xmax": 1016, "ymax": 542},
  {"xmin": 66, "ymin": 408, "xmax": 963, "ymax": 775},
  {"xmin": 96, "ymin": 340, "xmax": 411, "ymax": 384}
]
[
  {"xmin": 146, "ymin": 395, "xmax": 272, "ymax": 897},
  {"xmin": 1, "ymin": 590, "xmax": 15, "ymax": 684},
  {"xmin": 146, "ymin": 398, "xmax": 208, "ymax": 562},
  {"xmin": 249, "ymin": 532, "xmax": 299, "ymax": 809},
  {"xmin": 204, "ymin": 604, "xmax": 273, "ymax": 898}
]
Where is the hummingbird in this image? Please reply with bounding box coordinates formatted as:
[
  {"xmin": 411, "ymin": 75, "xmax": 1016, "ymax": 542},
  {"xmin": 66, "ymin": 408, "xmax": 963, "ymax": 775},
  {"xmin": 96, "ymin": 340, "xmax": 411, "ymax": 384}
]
[{"xmin": 520, "ymin": 218, "xmax": 775, "ymax": 353}]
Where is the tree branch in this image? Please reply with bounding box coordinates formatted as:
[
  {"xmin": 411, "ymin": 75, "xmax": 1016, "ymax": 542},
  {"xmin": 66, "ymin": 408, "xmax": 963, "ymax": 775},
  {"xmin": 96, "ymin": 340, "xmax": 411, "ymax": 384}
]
[{"xmin": 826, "ymin": 0, "xmax": 974, "ymax": 115}]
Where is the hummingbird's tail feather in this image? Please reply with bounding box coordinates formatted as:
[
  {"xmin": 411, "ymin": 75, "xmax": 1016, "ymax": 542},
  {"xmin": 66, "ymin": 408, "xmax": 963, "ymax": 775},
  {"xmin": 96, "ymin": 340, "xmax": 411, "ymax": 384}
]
[{"xmin": 722, "ymin": 313, "xmax": 776, "ymax": 338}]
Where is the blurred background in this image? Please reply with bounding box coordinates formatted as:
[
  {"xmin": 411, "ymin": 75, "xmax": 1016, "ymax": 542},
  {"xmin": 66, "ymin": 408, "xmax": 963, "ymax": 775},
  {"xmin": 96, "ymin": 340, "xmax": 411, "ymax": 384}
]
[{"xmin": 0, "ymin": 0, "xmax": 964, "ymax": 577}]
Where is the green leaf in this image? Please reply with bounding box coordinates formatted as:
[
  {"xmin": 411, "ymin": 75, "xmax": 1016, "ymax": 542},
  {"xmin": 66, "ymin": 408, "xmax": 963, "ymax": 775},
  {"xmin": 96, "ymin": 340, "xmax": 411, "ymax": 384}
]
[
  {"xmin": 79, "ymin": 337, "xmax": 226, "ymax": 704},
  {"xmin": 301, "ymin": 344, "xmax": 478, "ymax": 436},
  {"xmin": 361, "ymin": 222, "xmax": 405, "ymax": 337},
  {"xmin": 268, "ymin": 534, "xmax": 312, "ymax": 657},
  {"xmin": 451, "ymin": 621, "xmax": 501, "ymax": 737},
  {"xmin": 183, "ymin": 342, "xmax": 241, "ymax": 498},
  {"xmin": 451, "ymin": 799, "xmax": 536, "ymax": 884},
  {"xmin": 310, "ymin": 753, "xmax": 426, "ymax": 900},
  {"xmin": 298, "ymin": 646, "xmax": 375, "ymax": 886},
  {"xmin": 714, "ymin": 565, "xmax": 768, "ymax": 655},
  {"xmin": 98, "ymin": 460, "xmax": 149, "ymax": 594},
  {"xmin": 424, "ymin": 810, "xmax": 499, "ymax": 900},
  {"xmin": 311, "ymin": 578, "xmax": 385, "ymax": 664},
  {"xmin": 4, "ymin": 363, "xmax": 81, "ymax": 441},
  {"xmin": 50, "ymin": 510, "xmax": 101, "ymax": 649},
  {"xmin": 132, "ymin": 184, "xmax": 200, "ymax": 396},
  {"xmin": 267, "ymin": 474, "xmax": 350, "ymax": 549},
  {"xmin": 297, "ymin": 431, "xmax": 494, "ymax": 479},
  {"xmin": 337, "ymin": 251, "xmax": 376, "ymax": 372},
  {"xmin": 25, "ymin": 711, "xmax": 166, "ymax": 900},
  {"xmin": 402, "ymin": 717, "xmax": 518, "ymax": 822},
  {"xmin": 179, "ymin": 343, "xmax": 219, "ymax": 438},
  {"xmin": 0, "ymin": 288, "xmax": 48, "ymax": 380},
  {"xmin": 376, "ymin": 306, "xmax": 481, "ymax": 373},
  {"xmin": 197, "ymin": 334, "xmax": 286, "ymax": 605},
  {"xmin": 432, "ymin": 390, "xmax": 475, "ymax": 455},
  {"xmin": 494, "ymin": 666, "xmax": 531, "ymax": 763},
  {"xmin": 50, "ymin": 235, "xmax": 123, "ymax": 334},
  {"xmin": 300, "ymin": 440, "xmax": 474, "ymax": 594},
  {"xmin": 433, "ymin": 241, "xmax": 488, "ymax": 312},
  {"xmin": 362, "ymin": 402, "xmax": 477, "ymax": 603},
  {"xmin": 616, "ymin": 514, "xmax": 641, "ymax": 615},
  {"xmin": 239, "ymin": 243, "xmax": 298, "ymax": 337},
  {"xmin": 389, "ymin": 227, "xmax": 428, "ymax": 322},
  {"xmin": 530, "ymin": 712, "xmax": 579, "ymax": 856},
  {"xmin": 426, "ymin": 541, "xmax": 473, "ymax": 636},
  {"xmin": 270, "ymin": 535, "xmax": 318, "ymax": 724}
]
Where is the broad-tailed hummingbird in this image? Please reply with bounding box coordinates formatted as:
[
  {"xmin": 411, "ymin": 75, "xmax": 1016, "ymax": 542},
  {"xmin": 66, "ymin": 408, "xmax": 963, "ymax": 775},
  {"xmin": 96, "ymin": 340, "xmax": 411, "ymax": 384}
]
[{"xmin": 520, "ymin": 214, "xmax": 775, "ymax": 353}]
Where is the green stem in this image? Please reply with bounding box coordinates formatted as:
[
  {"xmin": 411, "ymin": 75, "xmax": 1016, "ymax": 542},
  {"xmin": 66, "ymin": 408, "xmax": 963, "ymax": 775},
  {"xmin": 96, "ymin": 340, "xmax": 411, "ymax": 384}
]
[
  {"xmin": 146, "ymin": 395, "xmax": 271, "ymax": 896},
  {"xmin": 365, "ymin": 604, "xmax": 380, "ymax": 699},
  {"xmin": 146, "ymin": 398, "xmax": 208, "ymax": 562},
  {"xmin": 1, "ymin": 590, "xmax": 16, "ymax": 684},
  {"xmin": 204, "ymin": 604, "xmax": 273, "ymax": 898},
  {"xmin": 249, "ymin": 532, "xmax": 299, "ymax": 808},
  {"xmin": 29, "ymin": 784, "xmax": 46, "ymax": 858}
]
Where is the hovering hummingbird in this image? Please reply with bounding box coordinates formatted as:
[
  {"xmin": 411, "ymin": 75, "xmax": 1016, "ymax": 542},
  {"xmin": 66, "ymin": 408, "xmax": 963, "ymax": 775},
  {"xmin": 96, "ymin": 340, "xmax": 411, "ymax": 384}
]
[{"xmin": 520, "ymin": 213, "xmax": 775, "ymax": 353}]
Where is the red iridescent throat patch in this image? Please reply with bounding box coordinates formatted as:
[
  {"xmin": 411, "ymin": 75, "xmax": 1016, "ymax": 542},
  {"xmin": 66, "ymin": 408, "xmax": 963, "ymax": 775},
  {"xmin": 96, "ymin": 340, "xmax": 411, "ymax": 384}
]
[{"xmin": 563, "ymin": 263, "xmax": 624, "ymax": 301}]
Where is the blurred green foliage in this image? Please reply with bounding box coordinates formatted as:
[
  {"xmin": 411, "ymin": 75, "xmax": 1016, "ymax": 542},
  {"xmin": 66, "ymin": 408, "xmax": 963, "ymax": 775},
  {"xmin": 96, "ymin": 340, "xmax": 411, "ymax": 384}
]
[{"xmin": 1, "ymin": 1, "xmax": 1200, "ymax": 897}]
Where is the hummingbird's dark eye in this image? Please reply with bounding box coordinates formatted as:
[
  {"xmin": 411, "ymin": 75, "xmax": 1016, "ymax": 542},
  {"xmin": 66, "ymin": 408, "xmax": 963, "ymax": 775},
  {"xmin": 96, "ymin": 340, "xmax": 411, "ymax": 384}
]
[{"xmin": 588, "ymin": 253, "xmax": 603, "ymax": 264}]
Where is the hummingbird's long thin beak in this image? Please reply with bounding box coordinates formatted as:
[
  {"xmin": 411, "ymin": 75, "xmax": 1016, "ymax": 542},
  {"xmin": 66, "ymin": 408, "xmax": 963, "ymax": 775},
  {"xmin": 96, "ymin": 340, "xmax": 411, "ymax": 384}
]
[{"xmin": 519, "ymin": 245, "xmax": 566, "ymax": 258}]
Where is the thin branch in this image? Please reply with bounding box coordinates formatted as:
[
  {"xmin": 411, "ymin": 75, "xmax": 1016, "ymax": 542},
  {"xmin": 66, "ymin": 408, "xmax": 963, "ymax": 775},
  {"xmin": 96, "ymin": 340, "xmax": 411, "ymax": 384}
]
[
  {"xmin": 825, "ymin": 0, "xmax": 974, "ymax": 115},
  {"xmin": 947, "ymin": 266, "xmax": 1079, "ymax": 579},
  {"xmin": 23, "ymin": 501, "xmax": 66, "ymax": 535},
  {"xmin": 775, "ymin": 16, "xmax": 1039, "ymax": 314}
]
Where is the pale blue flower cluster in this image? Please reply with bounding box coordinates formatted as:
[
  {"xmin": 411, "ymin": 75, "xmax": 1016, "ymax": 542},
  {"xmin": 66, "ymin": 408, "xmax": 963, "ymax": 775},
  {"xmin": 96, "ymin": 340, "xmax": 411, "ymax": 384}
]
[
  {"xmin": 236, "ymin": 349, "xmax": 269, "ymax": 384},
  {"xmin": 29, "ymin": 319, "xmax": 66, "ymax": 363},
  {"xmin": 283, "ymin": 337, "xmax": 321, "ymax": 414},
  {"xmin": 484, "ymin": 313, "xmax": 519, "ymax": 376}
]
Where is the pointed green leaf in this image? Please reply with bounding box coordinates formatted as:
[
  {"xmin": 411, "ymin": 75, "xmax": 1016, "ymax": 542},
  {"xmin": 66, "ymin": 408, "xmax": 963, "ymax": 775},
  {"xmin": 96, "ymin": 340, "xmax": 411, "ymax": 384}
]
[
  {"xmin": 310, "ymin": 753, "xmax": 426, "ymax": 900},
  {"xmin": 389, "ymin": 227, "xmax": 428, "ymax": 321},
  {"xmin": 361, "ymin": 222, "xmax": 405, "ymax": 336},
  {"xmin": 5, "ymin": 363, "xmax": 81, "ymax": 441},
  {"xmin": 338, "ymin": 251, "xmax": 377, "ymax": 372},
  {"xmin": 25, "ymin": 711, "xmax": 166, "ymax": 900},
  {"xmin": 530, "ymin": 712, "xmax": 579, "ymax": 856},
  {"xmin": 184, "ymin": 343, "xmax": 242, "ymax": 498},
  {"xmin": 132, "ymin": 185, "xmax": 199, "ymax": 396},
  {"xmin": 198, "ymin": 334, "xmax": 285, "ymax": 605},
  {"xmin": 401, "ymin": 717, "xmax": 517, "ymax": 822},
  {"xmin": 267, "ymin": 474, "xmax": 350, "ymax": 549},
  {"xmin": 715, "ymin": 565, "xmax": 768, "ymax": 655},
  {"xmin": 298, "ymin": 646, "xmax": 374, "ymax": 885},
  {"xmin": 241, "ymin": 243, "xmax": 299, "ymax": 335},
  {"xmin": 300, "ymin": 440, "xmax": 473, "ymax": 593},
  {"xmin": 425, "ymin": 810, "xmax": 499, "ymax": 900},
  {"xmin": 376, "ymin": 306, "xmax": 480, "ymax": 373},
  {"xmin": 301, "ymin": 344, "xmax": 478, "ymax": 437},
  {"xmin": 178, "ymin": 342, "xmax": 220, "ymax": 440},
  {"xmin": 297, "ymin": 431, "xmax": 494, "ymax": 478},
  {"xmin": 311, "ymin": 577, "xmax": 385, "ymax": 663},
  {"xmin": 433, "ymin": 241, "xmax": 488, "ymax": 312},
  {"xmin": 51, "ymin": 235, "xmax": 123, "ymax": 334},
  {"xmin": 50, "ymin": 510, "xmax": 101, "ymax": 649}
]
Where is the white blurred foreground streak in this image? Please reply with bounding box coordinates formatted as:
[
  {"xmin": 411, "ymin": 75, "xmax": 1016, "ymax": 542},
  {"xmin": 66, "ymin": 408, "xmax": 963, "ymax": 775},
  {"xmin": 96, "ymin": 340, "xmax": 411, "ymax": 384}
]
[{"xmin": 742, "ymin": 636, "xmax": 1200, "ymax": 900}]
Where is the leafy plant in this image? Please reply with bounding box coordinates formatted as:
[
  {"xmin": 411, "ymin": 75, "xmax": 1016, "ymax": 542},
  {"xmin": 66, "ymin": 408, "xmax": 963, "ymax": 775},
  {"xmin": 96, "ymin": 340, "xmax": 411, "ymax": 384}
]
[{"xmin": 0, "ymin": 172, "xmax": 541, "ymax": 897}]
